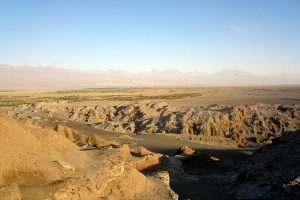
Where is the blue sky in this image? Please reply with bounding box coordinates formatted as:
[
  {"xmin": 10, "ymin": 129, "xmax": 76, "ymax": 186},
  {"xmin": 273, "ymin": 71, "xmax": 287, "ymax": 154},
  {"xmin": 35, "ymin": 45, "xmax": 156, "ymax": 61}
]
[{"xmin": 0, "ymin": 0, "xmax": 299, "ymax": 74}]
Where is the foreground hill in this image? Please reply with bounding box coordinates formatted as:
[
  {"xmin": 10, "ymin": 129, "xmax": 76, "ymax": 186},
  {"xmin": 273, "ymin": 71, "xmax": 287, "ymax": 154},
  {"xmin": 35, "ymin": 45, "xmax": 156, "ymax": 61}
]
[{"xmin": 0, "ymin": 111, "xmax": 178, "ymax": 200}]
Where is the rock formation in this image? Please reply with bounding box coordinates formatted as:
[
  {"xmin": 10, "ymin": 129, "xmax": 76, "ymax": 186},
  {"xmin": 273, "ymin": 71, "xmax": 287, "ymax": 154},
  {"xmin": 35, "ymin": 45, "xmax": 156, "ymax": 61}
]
[
  {"xmin": 174, "ymin": 145, "xmax": 195, "ymax": 155},
  {"xmin": 3, "ymin": 104, "xmax": 300, "ymax": 199},
  {"xmin": 231, "ymin": 131, "xmax": 300, "ymax": 199},
  {"xmin": 0, "ymin": 111, "xmax": 178, "ymax": 200},
  {"xmin": 8, "ymin": 101, "xmax": 300, "ymax": 147}
]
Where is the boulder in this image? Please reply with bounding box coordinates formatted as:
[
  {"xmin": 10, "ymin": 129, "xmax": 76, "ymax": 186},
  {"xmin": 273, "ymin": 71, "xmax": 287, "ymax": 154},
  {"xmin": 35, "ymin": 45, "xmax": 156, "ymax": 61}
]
[
  {"xmin": 130, "ymin": 153, "xmax": 163, "ymax": 171},
  {"xmin": 118, "ymin": 144, "xmax": 130, "ymax": 156},
  {"xmin": 175, "ymin": 145, "xmax": 195, "ymax": 155},
  {"xmin": 130, "ymin": 146, "xmax": 153, "ymax": 157}
]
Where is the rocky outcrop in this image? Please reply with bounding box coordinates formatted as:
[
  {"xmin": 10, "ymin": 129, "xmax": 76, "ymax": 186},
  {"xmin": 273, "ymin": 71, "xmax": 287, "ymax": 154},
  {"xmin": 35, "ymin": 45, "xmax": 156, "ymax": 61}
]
[
  {"xmin": 8, "ymin": 102, "xmax": 300, "ymax": 147},
  {"xmin": 130, "ymin": 146, "xmax": 153, "ymax": 157},
  {"xmin": 48, "ymin": 148, "xmax": 174, "ymax": 200},
  {"xmin": 231, "ymin": 131, "xmax": 300, "ymax": 199},
  {"xmin": 54, "ymin": 124, "xmax": 117, "ymax": 148},
  {"xmin": 130, "ymin": 153, "xmax": 163, "ymax": 172},
  {"xmin": 0, "ymin": 111, "xmax": 178, "ymax": 200},
  {"xmin": 175, "ymin": 145, "xmax": 195, "ymax": 155}
]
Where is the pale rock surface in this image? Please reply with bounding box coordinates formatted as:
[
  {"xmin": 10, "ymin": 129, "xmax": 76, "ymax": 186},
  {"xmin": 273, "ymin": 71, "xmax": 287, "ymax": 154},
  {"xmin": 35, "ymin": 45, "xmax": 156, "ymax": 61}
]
[
  {"xmin": 130, "ymin": 146, "xmax": 153, "ymax": 157},
  {"xmin": 9, "ymin": 102, "xmax": 300, "ymax": 147}
]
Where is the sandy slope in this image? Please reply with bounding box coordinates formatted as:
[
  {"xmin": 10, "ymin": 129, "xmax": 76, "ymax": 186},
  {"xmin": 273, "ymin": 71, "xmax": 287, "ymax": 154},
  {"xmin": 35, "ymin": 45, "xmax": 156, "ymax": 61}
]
[{"xmin": 0, "ymin": 111, "xmax": 177, "ymax": 200}]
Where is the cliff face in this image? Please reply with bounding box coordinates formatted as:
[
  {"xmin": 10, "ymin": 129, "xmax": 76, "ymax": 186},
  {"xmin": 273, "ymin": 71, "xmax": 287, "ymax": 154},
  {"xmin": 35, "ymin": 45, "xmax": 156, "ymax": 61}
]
[
  {"xmin": 231, "ymin": 130, "xmax": 300, "ymax": 199},
  {"xmin": 9, "ymin": 102, "xmax": 300, "ymax": 147}
]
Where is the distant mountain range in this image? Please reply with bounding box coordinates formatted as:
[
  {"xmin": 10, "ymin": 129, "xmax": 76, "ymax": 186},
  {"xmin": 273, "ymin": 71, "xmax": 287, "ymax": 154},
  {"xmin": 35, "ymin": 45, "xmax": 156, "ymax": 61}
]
[{"xmin": 0, "ymin": 64, "xmax": 299, "ymax": 89}]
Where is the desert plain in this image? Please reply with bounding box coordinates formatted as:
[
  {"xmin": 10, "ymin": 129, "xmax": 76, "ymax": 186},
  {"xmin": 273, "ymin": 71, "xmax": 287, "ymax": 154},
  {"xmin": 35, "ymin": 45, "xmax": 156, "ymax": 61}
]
[{"xmin": 1, "ymin": 85, "xmax": 300, "ymax": 106}]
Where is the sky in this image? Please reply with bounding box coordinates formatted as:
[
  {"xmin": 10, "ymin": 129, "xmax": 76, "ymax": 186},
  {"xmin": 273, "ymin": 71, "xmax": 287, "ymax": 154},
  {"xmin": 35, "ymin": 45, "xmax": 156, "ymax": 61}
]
[{"xmin": 0, "ymin": 0, "xmax": 300, "ymax": 74}]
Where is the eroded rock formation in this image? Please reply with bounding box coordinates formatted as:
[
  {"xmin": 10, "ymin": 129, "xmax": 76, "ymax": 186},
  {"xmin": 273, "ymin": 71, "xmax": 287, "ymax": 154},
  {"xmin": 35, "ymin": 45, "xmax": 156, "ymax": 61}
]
[
  {"xmin": 8, "ymin": 102, "xmax": 300, "ymax": 147},
  {"xmin": 9, "ymin": 103, "xmax": 300, "ymax": 146}
]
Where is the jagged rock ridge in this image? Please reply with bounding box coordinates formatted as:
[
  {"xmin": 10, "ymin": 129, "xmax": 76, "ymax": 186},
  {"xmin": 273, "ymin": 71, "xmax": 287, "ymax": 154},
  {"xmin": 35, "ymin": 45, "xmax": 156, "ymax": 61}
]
[{"xmin": 8, "ymin": 102, "xmax": 300, "ymax": 147}]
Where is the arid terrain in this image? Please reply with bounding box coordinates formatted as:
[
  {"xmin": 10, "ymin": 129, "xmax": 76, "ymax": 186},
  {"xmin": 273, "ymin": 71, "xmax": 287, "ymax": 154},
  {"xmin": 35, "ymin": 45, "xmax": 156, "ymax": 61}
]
[
  {"xmin": 0, "ymin": 86, "xmax": 300, "ymax": 199},
  {"xmin": 2, "ymin": 0, "xmax": 300, "ymax": 198},
  {"xmin": 1, "ymin": 86, "xmax": 300, "ymax": 107}
]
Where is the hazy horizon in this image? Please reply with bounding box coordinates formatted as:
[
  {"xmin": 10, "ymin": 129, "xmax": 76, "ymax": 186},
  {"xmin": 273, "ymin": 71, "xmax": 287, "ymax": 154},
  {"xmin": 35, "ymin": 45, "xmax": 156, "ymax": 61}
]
[
  {"xmin": 1, "ymin": 0, "xmax": 300, "ymax": 75},
  {"xmin": 1, "ymin": 63, "xmax": 300, "ymax": 76},
  {"xmin": 1, "ymin": 64, "xmax": 299, "ymax": 89}
]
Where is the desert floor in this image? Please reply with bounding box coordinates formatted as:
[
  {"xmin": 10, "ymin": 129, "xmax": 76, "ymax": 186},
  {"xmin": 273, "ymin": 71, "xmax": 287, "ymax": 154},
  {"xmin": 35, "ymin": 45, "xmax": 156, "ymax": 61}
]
[{"xmin": 1, "ymin": 85, "xmax": 300, "ymax": 107}]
